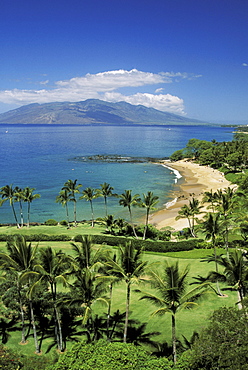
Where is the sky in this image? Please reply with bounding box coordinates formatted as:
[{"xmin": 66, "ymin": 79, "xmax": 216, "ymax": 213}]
[{"xmin": 0, "ymin": 0, "xmax": 248, "ymax": 123}]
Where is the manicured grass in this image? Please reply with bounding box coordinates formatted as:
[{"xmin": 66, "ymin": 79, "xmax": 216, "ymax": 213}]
[
  {"xmin": 0, "ymin": 222, "xmax": 106, "ymax": 237},
  {"xmin": 1, "ymin": 238, "xmax": 238, "ymax": 361}
]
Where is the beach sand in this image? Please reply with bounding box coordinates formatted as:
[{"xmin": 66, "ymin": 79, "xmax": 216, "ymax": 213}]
[{"xmin": 150, "ymin": 159, "xmax": 235, "ymax": 231}]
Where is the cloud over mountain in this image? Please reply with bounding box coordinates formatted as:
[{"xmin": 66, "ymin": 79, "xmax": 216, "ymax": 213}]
[{"xmin": 0, "ymin": 69, "xmax": 200, "ymax": 115}]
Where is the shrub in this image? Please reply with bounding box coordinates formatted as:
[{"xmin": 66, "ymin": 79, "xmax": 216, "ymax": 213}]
[
  {"xmin": 60, "ymin": 220, "xmax": 68, "ymax": 226},
  {"xmin": 49, "ymin": 340, "xmax": 172, "ymax": 370},
  {"xmin": 44, "ymin": 219, "xmax": 58, "ymax": 226},
  {"xmin": 0, "ymin": 344, "xmax": 23, "ymax": 370}
]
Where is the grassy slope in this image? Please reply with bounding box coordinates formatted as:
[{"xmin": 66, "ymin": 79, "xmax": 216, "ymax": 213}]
[{"xmin": 0, "ymin": 225, "xmax": 237, "ymax": 357}]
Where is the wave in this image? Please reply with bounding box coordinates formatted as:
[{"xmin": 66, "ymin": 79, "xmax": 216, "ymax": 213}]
[{"xmin": 160, "ymin": 163, "xmax": 182, "ymax": 183}]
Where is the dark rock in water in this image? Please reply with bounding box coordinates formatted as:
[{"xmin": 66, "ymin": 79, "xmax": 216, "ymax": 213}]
[{"xmin": 69, "ymin": 154, "xmax": 168, "ymax": 163}]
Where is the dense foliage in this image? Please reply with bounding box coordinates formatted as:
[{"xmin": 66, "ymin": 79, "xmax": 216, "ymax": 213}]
[
  {"xmin": 170, "ymin": 134, "xmax": 248, "ymax": 173},
  {"xmin": 49, "ymin": 340, "xmax": 173, "ymax": 370}
]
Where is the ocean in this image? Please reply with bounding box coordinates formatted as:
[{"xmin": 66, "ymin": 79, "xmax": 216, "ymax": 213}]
[{"xmin": 0, "ymin": 124, "xmax": 234, "ymax": 224}]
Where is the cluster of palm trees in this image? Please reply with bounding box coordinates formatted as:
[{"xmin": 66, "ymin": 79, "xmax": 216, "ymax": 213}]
[
  {"xmin": 0, "ymin": 234, "xmax": 210, "ymax": 363},
  {"xmin": 56, "ymin": 179, "xmax": 159, "ymax": 240},
  {"xmin": 0, "ymin": 185, "xmax": 40, "ymax": 228}
]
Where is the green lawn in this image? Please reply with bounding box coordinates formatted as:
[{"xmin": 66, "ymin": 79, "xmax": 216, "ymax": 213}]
[{"xmin": 0, "ymin": 235, "xmax": 238, "ymax": 361}]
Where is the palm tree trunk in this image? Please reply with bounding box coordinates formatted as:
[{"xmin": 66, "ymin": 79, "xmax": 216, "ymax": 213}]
[
  {"xmin": 11, "ymin": 202, "xmax": 20, "ymax": 228},
  {"xmin": 27, "ymin": 202, "xmax": 31, "ymax": 227},
  {"xmin": 172, "ymin": 314, "xmax": 177, "ymax": 364},
  {"xmin": 123, "ymin": 282, "xmax": 131, "ymax": 343},
  {"xmin": 104, "ymin": 197, "xmax": 108, "ymax": 217},
  {"xmin": 73, "ymin": 200, "xmax": 77, "ymax": 227},
  {"xmin": 143, "ymin": 209, "xmax": 149, "ymax": 240},
  {"xmin": 19, "ymin": 201, "xmax": 24, "ymax": 228},
  {"xmin": 52, "ymin": 285, "xmax": 63, "ymax": 351},
  {"xmin": 128, "ymin": 206, "xmax": 138, "ymax": 239},
  {"xmin": 65, "ymin": 203, "xmax": 70, "ymax": 227},
  {"xmin": 18, "ymin": 286, "xmax": 26, "ymax": 344},
  {"xmin": 106, "ymin": 283, "xmax": 113, "ymax": 340},
  {"xmin": 90, "ymin": 200, "xmax": 94, "ymax": 227},
  {"xmin": 29, "ymin": 300, "xmax": 40, "ymax": 353}
]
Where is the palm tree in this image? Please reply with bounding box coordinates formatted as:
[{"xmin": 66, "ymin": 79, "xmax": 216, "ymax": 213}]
[
  {"xmin": 0, "ymin": 185, "xmax": 20, "ymax": 228},
  {"xmin": 56, "ymin": 189, "xmax": 71, "ymax": 227},
  {"xmin": 137, "ymin": 261, "xmax": 209, "ymax": 364},
  {"xmin": 176, "ymin": 197, "xmax": 203, "ymax": 237},
  {"xmin": 202, "ymin": 189, "xmax": 218, "ymax": 213},
  {"xmin": 14, "ymin": 187, "xmax": 24, "ymax": 228},
  {"xmin": 69, "ymin": 267, "xmax": 110, "ymax": 336},
  {"xmin": 200, "ymin": 250, "xmax": 248, "ymax": 308},
  {"xmin": 200, "ymin": 212, "xmax": 223, "ymax": 295},
  {"xmin": 175, "ymin": 204, "xmax": 192, "ymax": 235},
  {"xmin": 32, "ymin": 247, "xmax": 71, "ymax": 352},
  {"xmin": 138, "ymin": 191, "xmax": 159, "ymax": 240},
  {"xmin": 71, "ymin": 235, "xmax": 108, "ymax": 271},
  {"xmin": 215, "ymin": 187, "xmax": 238, "ymax": 256},
  {"xmin": 80, "ymin": 187, "xmax": 99, "ymax": 227},
  {"xmin": 119, "ymin": 190, "xmax": 140, "ymax": 238},
  {"xmin": 0, "ymin": 235, "xmax": 40, "ymax": 352},
  {"xmin": 62, "ymin": 179, "xmax": 82, "ymax": 227},
  {"xmin": 22, "ymin": 187, "xmax": 40, "ymax": 227},
  {"xmin": 105, "ymin": 241, "xmax": 147, "ymax": 343},
  {"xmin": 97, "ymin": 182, "xmax": 115, "ymax": 216}
]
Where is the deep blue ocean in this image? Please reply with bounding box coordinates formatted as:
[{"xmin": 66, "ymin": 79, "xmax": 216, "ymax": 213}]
[{"xmin": 0, "ymin": 124, "xmax": 234, "ymax": 224}]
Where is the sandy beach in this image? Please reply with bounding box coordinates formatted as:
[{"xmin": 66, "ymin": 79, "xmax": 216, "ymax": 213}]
[{"xmin": 150, "ymin": 159, "xmax": 235, "ymax": 231}]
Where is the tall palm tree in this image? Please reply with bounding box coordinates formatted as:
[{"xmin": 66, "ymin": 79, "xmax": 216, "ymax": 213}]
[
  {"xmin": 137, "ymin": 261, "xmax": 209, "ymax": 364},
  {"xmin": 105, "ymin": 241, "xmax": 147, "ymax": 343},
  {"xmin": 215, "ymin": 187, "xmax": 238, "ymax": 256},
  {"xmin": 97, "ymin": 182, "xmax": 115, "ymax": 216},
  {"xmin": 32, "ymin": 247, "xmax": 71, "ymax": 352},
  {"xmin": 62, "ymin": 179, "xmax": 82, "ymax": 227},
  {"xmin": 14, "ymin": 186, "xmax": 24, "ymax": 228},
  {"xmin": 119, "ymin": 190, "xmax": 140, "ymax": 238},
  {"xmin": 22, "ymin": 187, "xmax": 40, "ymax": 227},
  {"xmin": 201, "ymin": 212, "xmax": 223, "ymax": 295},
  {"xmin": 0, "ymin": 235, "xmax": 40, "ymax": 352},
  {"xmin": 80, "ymin": 187, "xmax": 99, "ymax": 227},
  {"xmin": 56, "ymin": 189, "xmax": 71, "ymax": 227},
  {"xmin": 0, "ymin": 185, "xmax": 20, "ymax": 228},
  {"xmin": 138, "ymin": 191, "xmax": 159, "ymax": 240}
]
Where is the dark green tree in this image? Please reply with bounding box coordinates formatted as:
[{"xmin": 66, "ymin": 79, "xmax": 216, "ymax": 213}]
[
  {"xmin": 105, "ymin": 242, "xmax": 147, "ymax": 343},
  {"xmin": 62, "ymin": 179, "xmax": 82, "ymax": 227}
]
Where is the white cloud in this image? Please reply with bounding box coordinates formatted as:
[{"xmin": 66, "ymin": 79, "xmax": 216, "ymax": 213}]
[
  {"xmin": 242, "ymin": 63, "xmax": 248, "ymax": 67},
  {"xmin": 39, "ymin": 80, "xmax": 49, "ymax": 85},
  {"xmin": 0, "ymin": 69, "xmax": 198, "ymax": 114},
  {"xmin": 155, "ymin": 88, "xmax": 164, "ymax": 93},
  {"xmin": 103, "ymin": 92, "xmax": 185, "ymax": 115}
]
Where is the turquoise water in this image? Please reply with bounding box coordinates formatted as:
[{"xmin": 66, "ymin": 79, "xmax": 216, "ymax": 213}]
[{"xmin": 0, "ymin": 124, "xmax": 234, "ymax": 224}]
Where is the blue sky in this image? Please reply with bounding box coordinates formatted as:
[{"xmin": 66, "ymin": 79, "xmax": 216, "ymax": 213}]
[{"xmin": 0, "ymin": 0, "xmax": 247, "ymax": 123}]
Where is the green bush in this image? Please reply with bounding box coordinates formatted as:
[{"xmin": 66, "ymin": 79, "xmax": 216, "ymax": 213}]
[
  {"xmin": 44, "ymin": 219, "xmax": 58, "ymax": 226},
  {"xmin": 49, "ymin": 340, "xmax": 172, "ymax": 370},
  {"xmin": 60, "ymin": 220, "xmax": 68, "ymax": 226},
  {"xmin": 73, "ymin": 234, "xmax": 201, "ymax": 253},
  {"xmin": 0, "ymin": 344, "xmax": 23, "ymax": 370}
]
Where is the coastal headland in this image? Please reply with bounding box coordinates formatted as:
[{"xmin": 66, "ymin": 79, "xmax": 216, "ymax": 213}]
[{"xmin": 149, "ymin": 159, "xmax": 235, "ymax": 231}]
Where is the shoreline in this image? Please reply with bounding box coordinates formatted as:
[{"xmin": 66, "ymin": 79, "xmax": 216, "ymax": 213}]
[{"xmin": 149, "ymin": 159, "xmax": 235, "ymax": 231}]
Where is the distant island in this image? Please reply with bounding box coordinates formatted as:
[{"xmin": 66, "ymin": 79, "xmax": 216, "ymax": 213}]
[{"xmin": 0, "ymin": 99, "xmax": 210, "ymax": 126}]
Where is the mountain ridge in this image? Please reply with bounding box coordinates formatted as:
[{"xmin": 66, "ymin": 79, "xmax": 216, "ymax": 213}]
[{"xmin": 0, "ymin": 99, "xmax": 210, "ymax": 125}]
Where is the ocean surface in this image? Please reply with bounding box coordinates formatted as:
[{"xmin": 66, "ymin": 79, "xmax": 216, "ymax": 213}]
[{"xmin": 0, "ymin": 124, "xmax": 234, "ymax": 224}]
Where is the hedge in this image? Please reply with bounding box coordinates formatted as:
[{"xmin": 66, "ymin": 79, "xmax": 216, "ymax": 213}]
[
  {"xmin": 0, "ymin": 234, "xmax": 71, "ymax": 242},
  {"xmin": 74, "ymin": 234, "xmax": 203, "ymax": 253},
  {"xmin": 0, "ymin": 233, "xmax": 203, "ymax": 253}
]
